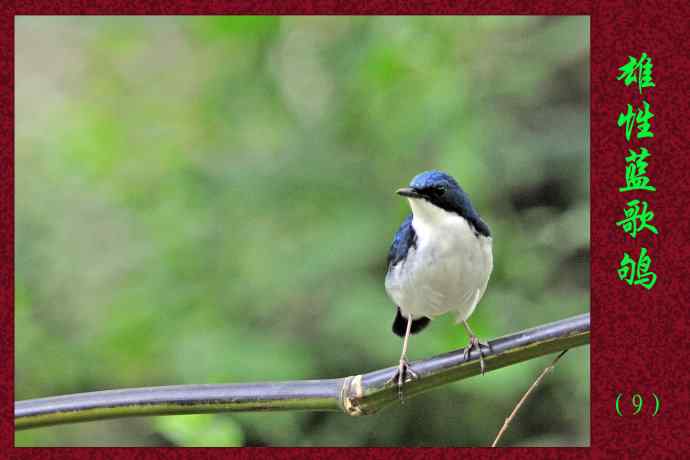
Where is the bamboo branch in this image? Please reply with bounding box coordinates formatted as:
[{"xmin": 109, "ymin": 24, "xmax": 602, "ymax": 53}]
[
  {"xmin": 15, "ymin": 313, "xmax": 589, "ymax": 431},
  {"xmin": 491, "ymin": 349, "xmax": 569, "ymax": 447}
]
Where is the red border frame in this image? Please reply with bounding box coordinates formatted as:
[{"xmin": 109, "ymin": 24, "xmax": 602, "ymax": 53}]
[{"xmin": 5, "ymin": 1, "xmax": 690, "ymax": 458}]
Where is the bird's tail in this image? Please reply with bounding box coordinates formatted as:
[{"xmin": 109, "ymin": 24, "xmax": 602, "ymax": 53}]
[{"xmin": 392, "ymin": 307, "xmax": 430, "ymax": 337}]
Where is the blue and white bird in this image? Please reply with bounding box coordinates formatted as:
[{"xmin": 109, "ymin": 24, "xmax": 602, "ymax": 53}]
[{"xmin": 385, "ymin": 170, "xmax": 494, "ymax": 389}]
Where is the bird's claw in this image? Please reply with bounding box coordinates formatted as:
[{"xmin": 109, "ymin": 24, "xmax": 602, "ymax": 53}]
[
  {"xmin": 463, "ymin": 336, "xmax": 491, "ymax": 375},
  {"xmin": 387, "ymin": 357, "xmax": 418, "ymax": 403}
]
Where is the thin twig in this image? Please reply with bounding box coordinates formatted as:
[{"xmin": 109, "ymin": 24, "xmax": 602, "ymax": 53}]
[
  {"xmin": 491, "ymin": 349, "xmax": 569, "ymax": 447},
  {"xmin": 16, "ymin": 314, "xmax": 588, "ymax": 431}
]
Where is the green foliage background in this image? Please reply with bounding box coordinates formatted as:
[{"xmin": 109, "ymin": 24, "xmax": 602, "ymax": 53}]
[{"xmin": 15, "ymin": 16, "xmax": 590, "ymax": 447}]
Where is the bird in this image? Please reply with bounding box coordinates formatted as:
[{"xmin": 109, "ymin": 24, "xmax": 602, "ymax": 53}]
[{"xmin": 384, "ymin": 170, "xmax": 494, "ymax": 392}]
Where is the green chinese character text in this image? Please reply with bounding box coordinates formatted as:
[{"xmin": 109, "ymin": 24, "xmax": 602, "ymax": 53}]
[
  {"xmin": 617, "ymin": 101, "xmax": 654, "ymax": 142},
  {"xmin": 617, "ymin": 52, "xmax": 655, "ymax": 94},
  {"xmin": 619, "ymin": 148, "xmax": 656, "ymax": 192},
  {"xmin": 617, "ymin": 247, "xmax": 657, "ymax": 289},
  {"xmin": 616, "ymin": 199, "xmax": 658, "ymax": 238}
]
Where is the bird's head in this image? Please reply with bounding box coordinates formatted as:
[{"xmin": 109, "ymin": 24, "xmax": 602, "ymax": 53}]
[
  {"xmin": 397, "ymin": 170, "xmax": 470, "ymax": 214},
  {"xmin": 396, "ymin": 170, "xmax": 490, "ymax": 236}
]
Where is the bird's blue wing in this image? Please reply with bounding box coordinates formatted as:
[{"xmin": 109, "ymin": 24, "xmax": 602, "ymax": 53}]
[
  {"xmin": 386, "ymin": 214, "xmax": 417, "ymax": 271},
  {"xmin": 386, "ymin": 215, "xmax": 430, "ymax": 335}
]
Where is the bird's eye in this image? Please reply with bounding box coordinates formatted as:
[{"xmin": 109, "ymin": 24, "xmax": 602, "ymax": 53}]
[{"xmin": 434, "ymin": 185, "xmax": 447, "ymax": 195}]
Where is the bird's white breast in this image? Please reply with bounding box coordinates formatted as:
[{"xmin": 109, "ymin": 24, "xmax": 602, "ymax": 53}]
[{"xmin": 385, "ymin": 198, "xmax": 493, "ymax": 322}]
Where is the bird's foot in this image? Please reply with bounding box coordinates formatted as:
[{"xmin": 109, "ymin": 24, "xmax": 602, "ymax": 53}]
[
  {"xmin": 386, "ymin": 357, "xmax": 418, "ymax": 403},
  {"xmin": 463, "ymin": 335, "xmax": 491, "ymax": 375}
]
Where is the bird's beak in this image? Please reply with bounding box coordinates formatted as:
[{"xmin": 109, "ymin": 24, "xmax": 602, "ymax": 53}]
[{"xmin": 396, "ymin": 187, "xmax": 422, "ymax": 198}]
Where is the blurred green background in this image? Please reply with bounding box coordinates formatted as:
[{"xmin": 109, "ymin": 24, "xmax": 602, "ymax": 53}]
[{"xmin": 15, "ymin": 16, "xmax": 590, "ymax": 446}]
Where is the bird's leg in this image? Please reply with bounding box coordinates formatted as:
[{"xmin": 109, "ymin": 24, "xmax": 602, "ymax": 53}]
[
  {"xmin": 387, "ymin": 314, "xmax": 418, "ymax": 401},
  {"xmin": 462, "ymin": 320, "xmax": 491, "ymax": 375}
]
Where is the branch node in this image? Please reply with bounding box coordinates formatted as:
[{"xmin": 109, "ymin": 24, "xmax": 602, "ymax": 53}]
[{"xmin": 340, "ymin": 374, "xmax": 365, "ymax": 416}]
